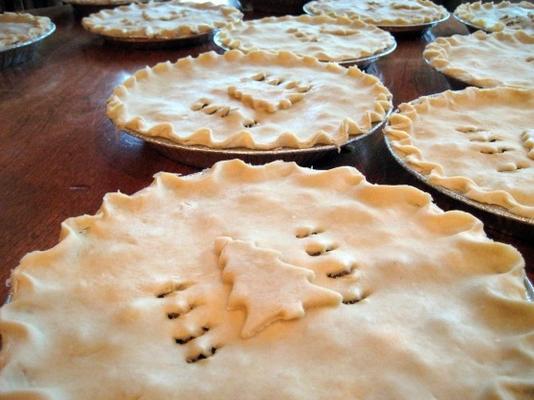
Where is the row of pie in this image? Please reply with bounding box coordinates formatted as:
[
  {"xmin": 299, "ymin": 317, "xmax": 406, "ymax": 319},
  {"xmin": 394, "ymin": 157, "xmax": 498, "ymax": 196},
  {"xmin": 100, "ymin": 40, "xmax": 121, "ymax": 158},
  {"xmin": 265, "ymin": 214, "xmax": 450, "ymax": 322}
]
[{"xmin": 1, "ymin": 1, "xmax": 533, "ymax": 398}]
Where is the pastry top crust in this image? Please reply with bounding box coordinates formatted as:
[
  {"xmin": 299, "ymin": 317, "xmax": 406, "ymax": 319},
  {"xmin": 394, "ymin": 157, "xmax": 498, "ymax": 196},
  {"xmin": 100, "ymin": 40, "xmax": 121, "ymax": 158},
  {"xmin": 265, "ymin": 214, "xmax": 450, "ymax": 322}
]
[
  {"xmin": 454, "ymin": 1, "xmax": 534, "ymax": 34},
  {"xmin": 82, "ymin": 1, "xmax": 243, "ymax": 39},
  {"xmin": 385, "ymin": 87, "xmax": 534, "ymax": 219},
  {"xmin": 217, "ymin": 15, "xmax": 396, "ymax": 62},
  {"xmin": 306, "ymin": 0, "xmax": 449, "ymax": 27},
  {"xmin": 106, "ymin": 50, "xmax": 393, "ymax": 150},
  {"xmin": 0, "ymin": 12, "xmax": 52, "ymax": 49},
  {"xmin": 1, "ymin": 159, "xmax": 533, "ymax": 399},
  {"xmin": 424, "ymin": 30, "xmax": 534, "ymax": 89}
]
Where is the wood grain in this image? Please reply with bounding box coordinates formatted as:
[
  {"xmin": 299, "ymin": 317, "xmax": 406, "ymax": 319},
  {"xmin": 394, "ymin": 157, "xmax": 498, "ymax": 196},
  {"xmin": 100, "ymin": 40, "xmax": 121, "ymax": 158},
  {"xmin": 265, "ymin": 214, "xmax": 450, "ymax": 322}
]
[{"xmin": 0, "ymin": 7, "xmax": 532, "ymax": 303}]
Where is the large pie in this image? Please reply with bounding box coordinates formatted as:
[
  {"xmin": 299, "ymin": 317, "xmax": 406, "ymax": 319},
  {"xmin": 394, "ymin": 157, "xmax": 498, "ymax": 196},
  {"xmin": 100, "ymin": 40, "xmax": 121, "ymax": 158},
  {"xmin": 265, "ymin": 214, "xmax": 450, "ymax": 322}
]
[
  {"xmin": 1, "ymin": 160, "xmax": 533, "ymax": 398},
  {"xmin": 0, "ymin": 12, "xmax": 52, "ymax": 50},
  {"xmin": 82, "ymin": 0, "xmax": 243, "ymax": 40},
  {"xmin": 305, "ymin": 0, "xmax": 449, "ymax": 28},
  {"xmin": 454, "ymin": 1, "xmax": 534, "ymax": 34},
  {"xmin": 385, "ymin": 87, "xmax": 534, "ymax": 219},
  {"xmin": 107, "ymin": 50, "xmax": 393, "ymax": 150},
  {"xmin": 217, "ymin": 15, "xmax": 396, "ymax": 63}
]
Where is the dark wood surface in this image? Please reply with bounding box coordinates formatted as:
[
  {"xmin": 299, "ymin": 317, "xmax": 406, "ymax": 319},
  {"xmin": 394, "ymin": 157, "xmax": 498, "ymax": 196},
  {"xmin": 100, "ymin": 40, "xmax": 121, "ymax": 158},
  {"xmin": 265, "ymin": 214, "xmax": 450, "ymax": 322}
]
[{"xmin": 0, "ymin": 7, "xmax": 532, "ymax": 303}]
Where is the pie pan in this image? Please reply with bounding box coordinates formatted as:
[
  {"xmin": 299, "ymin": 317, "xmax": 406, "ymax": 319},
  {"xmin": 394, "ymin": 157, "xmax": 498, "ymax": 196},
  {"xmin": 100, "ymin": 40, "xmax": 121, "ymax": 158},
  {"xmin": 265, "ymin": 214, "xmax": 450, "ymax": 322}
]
[
  {"xmin": 384, "ymin": 135, "xmax": 534, "ymax": 238},
  {"xmin": 212, "ymin": 31, "xmax": 397, "ymax": 69},
  {"xmin": 302, "ymin": 4, "xmax": 450, "ymax": 34},
  {"xmin": 118, "ymin": 110, "xmax": 391, "ymax": 168},
  {"xmin": 422, "ymin": 56, "xmax": 469, "ymax": 91},
  {"xmin": 0, "ymin": 22, "xmax": 55, "ymax": 69},
  {"xmin": 453, "ymin": 13, "xmax": 488, "ymax": 33},
  {"xmin": 101, "ymin": 30, "xmax": 215, "ymax": 49}
]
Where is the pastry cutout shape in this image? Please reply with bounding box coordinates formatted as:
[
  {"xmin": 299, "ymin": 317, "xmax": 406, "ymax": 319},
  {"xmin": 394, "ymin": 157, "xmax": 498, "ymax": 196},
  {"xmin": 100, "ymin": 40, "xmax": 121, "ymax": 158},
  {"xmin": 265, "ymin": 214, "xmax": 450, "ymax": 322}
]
[
  {"xmin": 227, "ymin": 73, "xmax": 311, "ymax": 113},
  {"xmin": 216, "ymin": 237, "xmax": 342, "ymax": 338}
]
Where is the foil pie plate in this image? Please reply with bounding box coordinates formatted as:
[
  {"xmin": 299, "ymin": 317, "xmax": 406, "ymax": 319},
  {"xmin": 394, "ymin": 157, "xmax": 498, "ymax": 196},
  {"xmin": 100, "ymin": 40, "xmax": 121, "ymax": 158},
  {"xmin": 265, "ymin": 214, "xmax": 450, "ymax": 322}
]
[
  {"xmin": 99, "ymin": 31, "xmax": 215, "ymax": 49},
  {"xmin": 384, "ymin": 134, "xmax": 534, "ymax": 239},
  {"xmin": 212, "ymin": 31, "xmax": 397, "ymax": 69},
  {"xmin": 453, "ymin": 13, "xmax": 489, "ymax": 33},
  {"xmin": 0, "ymin": 22, "xmax": 55, "ymax": 69},
  {"xmin": 302, "ymin": 4, "xmax": 450, "ymax": 34},
  {"xmin": 117, "ymin": 110, "xmax": 391, "ymax": 168}
]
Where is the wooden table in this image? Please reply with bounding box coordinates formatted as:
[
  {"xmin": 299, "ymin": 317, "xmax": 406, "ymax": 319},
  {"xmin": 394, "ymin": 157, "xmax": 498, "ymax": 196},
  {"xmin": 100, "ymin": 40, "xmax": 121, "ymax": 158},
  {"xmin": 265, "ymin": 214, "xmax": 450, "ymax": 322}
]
[{"xmin": 0, "ymin": 7, "xmax": 532, "ymax": 303}]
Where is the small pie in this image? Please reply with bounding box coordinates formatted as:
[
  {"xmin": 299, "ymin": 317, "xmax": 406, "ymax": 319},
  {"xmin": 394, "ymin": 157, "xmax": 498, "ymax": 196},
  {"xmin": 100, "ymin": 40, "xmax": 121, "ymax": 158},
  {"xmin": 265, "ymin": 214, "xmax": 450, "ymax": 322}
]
[
  {"xmin": 0, "ymin": 12, "xmax": 52, "ymax": 50},
  {"xmin": 385, "ymin": 87, "xmax": 534, "ymax": 219},
  {"xmin": 82, "ymin": 0, "xmax": 243, "ymax": 40},
  {"xmin": 217, "ymin": 15, "xmax": 396, "ymax": 63},
  {"xmin": 305, "ymin": 0, "xmax": 449, "ymax": 28},
  {"xmin": 1, "ymin": 159, "xmax": 533, "ymax": 398},
  {"xmin": 424, "ymin": 30, "xmax": 534, "ymax": 89},
  {"xmin": 107, "ymin": 50, "xmax": 393, "ymax": 150},
  {"xmin": 454, "ymin": 1, "xmax": 534, "ymax": 34}
]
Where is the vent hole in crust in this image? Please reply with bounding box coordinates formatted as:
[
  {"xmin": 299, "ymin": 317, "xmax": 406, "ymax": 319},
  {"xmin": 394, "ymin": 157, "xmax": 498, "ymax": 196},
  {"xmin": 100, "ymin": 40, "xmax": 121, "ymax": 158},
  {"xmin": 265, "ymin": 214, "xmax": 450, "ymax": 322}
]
[
  {"xmin": 295, "ymin": 227, "xmax": 324, "ymax": 239},
  {"xmin": 243, "ymin": 119, "xmax": 258, "ymax": 128},
  {"xmin": 327, "ymin": 268, "xmax": 353, "ymax": 279},
  {"xmin": 156, "ymin": 283, "xmax": 189, "ymax": 298},
  {"xmin": 186, "ymin": 347, "xmax": 218, "ymax": 364},
  {"xmin": 167, "ymin": 312, "xmax": 181, "ymax": 320},
  {"xmin": 342, "ymin": 293, "xmax": 367, "ymax": 305},
  {"xmin": 305, "ymin": 244, "xmax": 337, "ymax": 257},
  {"xmin": 175, "ymin": 336, "xmax": 194, "ymax": 345}
]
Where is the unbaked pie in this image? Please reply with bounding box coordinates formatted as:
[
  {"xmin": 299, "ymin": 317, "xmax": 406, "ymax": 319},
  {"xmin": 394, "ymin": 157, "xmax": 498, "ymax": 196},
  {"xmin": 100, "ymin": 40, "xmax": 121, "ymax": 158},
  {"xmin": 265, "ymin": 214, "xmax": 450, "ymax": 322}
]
[
  {"xmin": 217, "ymin": 15, "xmax": 396, "ymax": 63},
  {"xmin": 0, "ymin": 12, "xmax": 52, "ymax": 50},
  {"xmin": 107, "ymin": 50, "xmax": 393, "ymax": 150},
  {"xmin": 63, "ymin": 0, "xmax": 138, "ymax": 6},
  {"xmin": 454, "ymin": 1, "xmax": 534, "ymax": 34},
  {"xmin": 385, "ymin": 87, "xmax": 534, "ymax": 219},
  {"xmin": 424, "ymin": 30, "xmax": 534, "ymax": 89},
  {"xmin": 1, "ymin": 159, "xmax": 533, "ymax": 399},
  {"xmin": 305, "ymin": 0, "xmax": 449, "ymax": 28},
  {"xmin": 82, "ymin": 0, "xmax": 243, "ymax": 40}
]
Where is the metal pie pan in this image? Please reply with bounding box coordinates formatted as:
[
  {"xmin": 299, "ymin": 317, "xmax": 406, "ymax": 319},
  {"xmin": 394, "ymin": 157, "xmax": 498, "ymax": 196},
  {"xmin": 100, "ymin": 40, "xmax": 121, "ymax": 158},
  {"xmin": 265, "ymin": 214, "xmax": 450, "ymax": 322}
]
[
  {"xmin": 66, "ymin": 1, "xmax": 137, "ymax": 17},
  {"xmin": 0, "ymin": 22, "xmax": 55, "ymax": 69},
  {"xmin": 302, "ymin": 4, "xmax": 449, "ymax": 34},
  {"xmin": 384, "ymin": 135, "xmax": 534, "ymax": 237},
  {"xmin": 99, "ymin": 30, "xmax": 215, "ymax": 49},
  {"xmin": 118, "ymin": 111, "xmax": 391, "ymax": 168},
  {"xmin": 422, "ymin": 55, "xmax": 472, "ymax": 91},
  {"xmin": 453, "ymin": 13, "xmax": 489, "ymax": 33},
  {"xmin": 212, "ymin": 31, "xmax": 397, "ymax": 69}
]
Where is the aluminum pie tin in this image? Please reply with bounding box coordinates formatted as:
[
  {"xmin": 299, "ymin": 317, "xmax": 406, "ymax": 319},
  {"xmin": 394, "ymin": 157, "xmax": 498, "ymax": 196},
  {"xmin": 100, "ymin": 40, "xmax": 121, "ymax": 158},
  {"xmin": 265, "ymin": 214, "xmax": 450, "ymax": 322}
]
[
  {"xmin": 117, "ymin": 109, "xmax": 391, "ymax": 168},
  {"xmin": 97, "ymin": 30, "xmax": 215, "ymax": 49},
  {"xmin": 212, "ymin": 31, "xmax": 397, "ymax": 69},
  {"xmin": 384, "ymin": 134, "xmax": 534, "ymax": 237},
  {"xmin": 0, "ymin": 22, "xmax": 55, "ymax": 69},
  {"xmin": 302, "ymin": 4, "xmax": 450, "ymax": 33},
  {"xmin": 453, "ymin": 13, "xmax": 490, "ymax": 33}
]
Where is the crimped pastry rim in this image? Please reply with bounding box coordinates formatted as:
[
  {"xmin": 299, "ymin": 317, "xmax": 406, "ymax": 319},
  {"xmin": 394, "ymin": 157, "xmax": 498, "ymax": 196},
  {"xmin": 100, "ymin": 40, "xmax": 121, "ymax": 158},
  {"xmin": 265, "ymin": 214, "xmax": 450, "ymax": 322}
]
[
  {"xmin": 384, "ymin": 87, "xmax": 534, "ymax": 221},
  {"xmin": 106, "ymin": 49, "xmax": 393, "ymax": 150},
  {"xmin": 423, "ymin": 30, "xmax": 534, "ymax": 89},
  {"xmin": 303, "ymin": 0, "xmax": 449, "ymax": 28},
  {"xmin": 81, "ymin": 0, "xmax": 243, "ymax": 40},
  {"xmin": 453, "ymin": 1, "xmax": 534, "ymax": 33},
  {"xmin": 216, "ymin": 14, "xmax": 396, "ymax": 63}
]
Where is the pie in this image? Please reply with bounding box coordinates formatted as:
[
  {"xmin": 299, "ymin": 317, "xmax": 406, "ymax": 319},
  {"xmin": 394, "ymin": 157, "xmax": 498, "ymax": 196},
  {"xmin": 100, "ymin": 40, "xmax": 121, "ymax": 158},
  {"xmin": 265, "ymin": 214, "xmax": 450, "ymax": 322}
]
[
  {"xmin": 217, "ymin": 15, "xmax": 396, "ymax": 63},
  {"xmin": 82, "ymin": 0, "xmax": 243, "ymax": 40},
  {"xmin": 0, "ymin": 12, "xmax": 52, "ymax": 50},
  {"xmin": 107, "ymin": 50, "xmax": 393, "ymax": 150},
  {"xmin": 63, "ymin": 0, "xmax": 136, "ymax": 6},
  {"xmin": 454, "ymin": 1, "xmax": 534, "ymax": 34},
  {"xmin": 385, "ymin": 87, "xmax": 534, "ymax": 219},
  {"xmin": 305, "ymin": 0, "xmax": 449, "ymax": 28},
  {"xmin": 1, "ymin": 159, "xmax": 533, "ymax": 398},
  {"xmin": 424, "ymin": 30, "xmax": 534, "ymax": 89}
]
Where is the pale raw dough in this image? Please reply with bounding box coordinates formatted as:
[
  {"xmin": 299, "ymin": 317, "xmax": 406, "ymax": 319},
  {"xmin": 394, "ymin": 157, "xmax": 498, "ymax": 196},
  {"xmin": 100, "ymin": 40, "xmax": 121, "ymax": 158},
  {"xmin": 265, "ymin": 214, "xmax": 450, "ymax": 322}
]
[
  {"xmin": 107, "ymin": 50, "xmax": 392, "ymax": 150},
  {"xmin": 1, "ymin": 160, "xmax": 533, "ymax": 399},
  {"xmin": 424, "ymin": 30, "xmax": 534, "ymax": 89},
  {"xmin": 218, "ymin": 15, "xmax": 396, "ymax": 62},
  {"xmin": 455, "ymin": 1, "xmax": 534, "ymax": 34},
  {"xmin": 385, "ymin": 87, "xmax": 534, "ymax": 219},
  {"xmin": 82, "ymin": 1, "xmax": 242, "ymax": 39},
  {"xmin": 0, "ymin": 12, "xmax": 52, "ymax": 49},
  {"xmin": 305, "ymin": 0, "xmax": 449, "ymax": 27}
]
